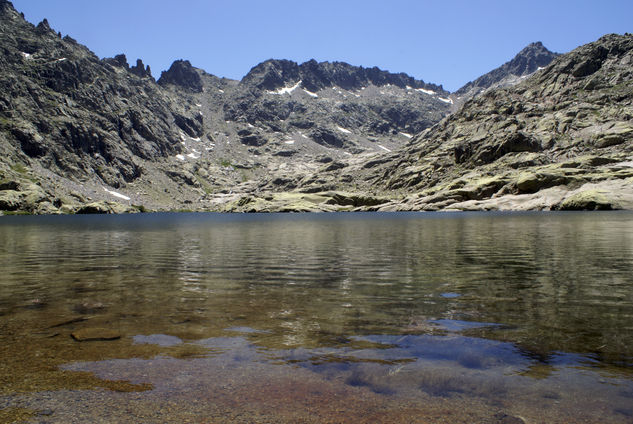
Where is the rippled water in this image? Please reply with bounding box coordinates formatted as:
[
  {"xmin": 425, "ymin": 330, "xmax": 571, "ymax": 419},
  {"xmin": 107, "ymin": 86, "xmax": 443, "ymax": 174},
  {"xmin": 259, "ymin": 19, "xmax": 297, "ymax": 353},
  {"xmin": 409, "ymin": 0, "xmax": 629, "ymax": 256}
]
[{"xmin": 1, "ymin": 211, "xmax": 632, "ymax": 423}]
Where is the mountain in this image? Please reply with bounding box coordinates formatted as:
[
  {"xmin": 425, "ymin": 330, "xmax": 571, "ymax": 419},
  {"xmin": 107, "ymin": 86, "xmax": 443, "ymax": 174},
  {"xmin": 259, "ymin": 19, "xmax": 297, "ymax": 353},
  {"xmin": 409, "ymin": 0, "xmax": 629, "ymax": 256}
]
[
  {"xmin": 1, "ymin": 0, "xmax": 631, "ymax": 214},
  {"xmin": 227, "ymin": 33, "xmax": 633, "ymax": 212},
  {"xmin": 353, "ymin": 33, "xmax": 633, "ymax": 212},
  {"xmin": 0, "ymin": 0, "xmax": 207, "ymax": 213},
  {"xmin": 451, "ymin": 42, "xmax": 559, "ymax": 107},
  {"xmin": 0, "ymin": 0, "xmax": 454, "ymax": 214}
]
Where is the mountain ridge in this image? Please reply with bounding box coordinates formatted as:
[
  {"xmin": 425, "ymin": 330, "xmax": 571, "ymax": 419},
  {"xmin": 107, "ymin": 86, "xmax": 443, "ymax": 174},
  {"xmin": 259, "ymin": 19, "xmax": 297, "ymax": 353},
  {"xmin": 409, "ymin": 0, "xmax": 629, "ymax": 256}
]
[{"xmin": 1, "ymin": 0, "xmax": 630, "ymax": 215}]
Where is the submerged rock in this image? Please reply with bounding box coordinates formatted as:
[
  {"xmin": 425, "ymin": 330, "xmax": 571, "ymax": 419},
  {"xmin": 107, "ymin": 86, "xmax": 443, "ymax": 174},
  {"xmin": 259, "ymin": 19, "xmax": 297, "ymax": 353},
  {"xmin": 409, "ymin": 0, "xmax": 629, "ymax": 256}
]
[
  {"xmin": 71, "ymin": 328, "xmax": 121, "ymax": 342},
  {"xmin": 494, "ymin": 413, "xmax": 526, "ymax": 424}
]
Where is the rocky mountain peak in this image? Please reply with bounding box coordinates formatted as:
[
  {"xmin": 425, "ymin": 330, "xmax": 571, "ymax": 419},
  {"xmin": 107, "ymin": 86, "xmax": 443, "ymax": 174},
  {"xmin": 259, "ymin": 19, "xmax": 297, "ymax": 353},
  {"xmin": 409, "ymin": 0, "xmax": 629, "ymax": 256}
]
[
  {"xmin": 240, "ymin": 59, "xmax": 301, "ymax": 91},
  {"xmin": 104, "ymin": 53, "xmax": 129, "ymax": 68},
  {"xmin": 454, "ymin": 41, "xmax": 559, "ymax": 98},
  {"xmin": 34, "ymin": 18, "xmax": 56, "ymax": 35},
  {"xmin": 506, "ymin": 41, "xmax": 558, "ymax": 75},
  {"xmin": 158, "ymin": 59, "xmax": 204, "ymax": 92}
]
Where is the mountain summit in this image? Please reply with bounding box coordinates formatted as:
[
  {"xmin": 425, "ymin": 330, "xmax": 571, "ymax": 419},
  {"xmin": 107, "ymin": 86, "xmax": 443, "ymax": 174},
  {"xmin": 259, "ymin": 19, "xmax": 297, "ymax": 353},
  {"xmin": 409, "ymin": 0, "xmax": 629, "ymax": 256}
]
[{"xmin": 454, "ymin": 41, "xmax": 559, "ymax": 100}]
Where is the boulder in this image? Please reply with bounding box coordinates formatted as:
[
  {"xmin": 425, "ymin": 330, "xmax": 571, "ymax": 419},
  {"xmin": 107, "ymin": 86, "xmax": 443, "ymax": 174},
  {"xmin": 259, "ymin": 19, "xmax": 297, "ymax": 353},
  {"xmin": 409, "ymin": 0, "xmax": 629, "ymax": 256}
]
[
  {"xmin": 515, "ymin": 172, "xmax": 570, "ymax": 193},
  {"xmin": 309, "ymin": 128, "xmax": 346, "ymax": 148},
  {"xmin": 557, "ymin": 190, "xmax": 617, "ymax": 210},
  {"xmin": 75, "ymin": 201, "xmax": 137, "ymax": 214}
]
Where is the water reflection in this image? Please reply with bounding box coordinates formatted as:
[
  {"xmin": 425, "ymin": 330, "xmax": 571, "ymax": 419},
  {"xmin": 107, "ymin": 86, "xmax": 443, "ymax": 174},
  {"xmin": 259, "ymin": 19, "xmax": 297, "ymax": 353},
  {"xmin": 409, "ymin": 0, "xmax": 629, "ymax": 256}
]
[{"xmin": 1, "ymin": 211, "xmax": 633, "ymax": 422}]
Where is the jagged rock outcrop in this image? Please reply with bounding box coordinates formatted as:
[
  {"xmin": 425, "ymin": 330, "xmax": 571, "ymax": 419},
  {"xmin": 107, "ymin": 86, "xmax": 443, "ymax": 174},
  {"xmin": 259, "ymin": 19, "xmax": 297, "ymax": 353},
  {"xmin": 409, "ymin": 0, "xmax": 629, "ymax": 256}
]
[
  {"xmin": 129, "ymin": 58, "xmax": 152, "ymax": 79},
  {"xmin": 241, "ymin": 59, "xmax": 301, "ymax": 91},
  {"xmin": 158, "ymin": 59, "xmax": 203, "ymax": 92}
]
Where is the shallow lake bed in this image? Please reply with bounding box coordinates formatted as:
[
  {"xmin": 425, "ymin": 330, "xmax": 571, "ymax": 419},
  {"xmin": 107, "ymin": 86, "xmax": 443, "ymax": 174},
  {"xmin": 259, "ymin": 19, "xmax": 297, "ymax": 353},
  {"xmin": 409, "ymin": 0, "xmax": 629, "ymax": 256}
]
[{"xmin": 1, "ymin": 211, "xmax": 632, "ymax": 423}]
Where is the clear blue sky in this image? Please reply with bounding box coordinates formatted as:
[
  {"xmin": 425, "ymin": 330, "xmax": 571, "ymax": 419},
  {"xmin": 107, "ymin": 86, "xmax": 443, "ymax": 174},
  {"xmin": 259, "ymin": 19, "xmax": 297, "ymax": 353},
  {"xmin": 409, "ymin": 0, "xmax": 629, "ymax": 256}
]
[{"xmin": 11, "ymin": 0, "xmax": 633, "ymax": 92}]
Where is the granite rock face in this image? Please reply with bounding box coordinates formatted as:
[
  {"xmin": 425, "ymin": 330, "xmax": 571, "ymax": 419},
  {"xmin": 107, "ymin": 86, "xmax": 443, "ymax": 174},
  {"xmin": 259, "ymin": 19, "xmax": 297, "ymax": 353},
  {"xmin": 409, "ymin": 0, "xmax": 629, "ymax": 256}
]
[{"xmin": 0, "ymin": 0, "xmax": 208, "ymax": 213}]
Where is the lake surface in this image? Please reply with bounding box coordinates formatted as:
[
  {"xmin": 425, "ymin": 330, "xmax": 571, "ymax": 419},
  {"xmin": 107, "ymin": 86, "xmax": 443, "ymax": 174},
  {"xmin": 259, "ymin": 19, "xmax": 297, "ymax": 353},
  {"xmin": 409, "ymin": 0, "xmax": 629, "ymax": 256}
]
[{"xmin": 1, "ymin": 211, "xmax": 632, "ymax": 423}]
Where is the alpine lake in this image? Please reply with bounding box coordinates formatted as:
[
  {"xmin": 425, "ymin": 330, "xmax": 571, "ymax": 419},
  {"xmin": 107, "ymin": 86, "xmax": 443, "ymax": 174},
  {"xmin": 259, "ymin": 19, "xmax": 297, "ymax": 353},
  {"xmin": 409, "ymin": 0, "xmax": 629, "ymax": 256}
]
[{"xmin": 1, "ymin": 211, "xmax": 632, "ymax": 423}]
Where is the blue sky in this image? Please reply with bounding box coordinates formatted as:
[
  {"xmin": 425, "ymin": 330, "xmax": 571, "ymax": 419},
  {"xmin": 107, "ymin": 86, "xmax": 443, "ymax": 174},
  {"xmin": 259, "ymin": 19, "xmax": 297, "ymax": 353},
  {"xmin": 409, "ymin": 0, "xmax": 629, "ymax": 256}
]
[{"xmin": 11, "ymin": 0, "xmax": 633, "ymax": 92}]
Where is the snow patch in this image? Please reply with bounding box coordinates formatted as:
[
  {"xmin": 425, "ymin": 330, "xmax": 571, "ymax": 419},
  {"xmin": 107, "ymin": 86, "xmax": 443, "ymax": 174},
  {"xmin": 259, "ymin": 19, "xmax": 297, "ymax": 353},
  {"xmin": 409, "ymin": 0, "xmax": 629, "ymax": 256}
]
[
  {"xmin": 437, "ymin": 97, "xmax": 453, "ymax": 104},
  {"xmin": 268, "ymin": 81, "xmax": 302, "ymax": 95},
  {"xmin": 190, "ymin": 137, "xmax": 201, "ymax": 142},
  {"xmin": 176, "ymin": 154, "xmax": 186, "ymax": 161},
  {"xmin": 377, "ymin": 145, "xmax": 392, "ymax": 152},
  {"xmin": 336, "ymin": 126, "xmax": 352, "ymax": 134},
  {"xmin": 103, "ymin": 187, "xmax": 130, "ymax": 201},
  {"xmin": 187, "ymin": 152, "xmax": 199, "ymax": 159},
  {"xmin": 344, "ymin": 152, "xmax": 352, "ymax": 156},
  {"xmin": 303, "ymin": 89, "xmax": 318, "ymax": 98},
  {"xmin": 247, "ymin": 123, "xmax": 254, "ymax": 128},
  {"xmin": 284, "ymin": 140, "xmax": 295, "ymax": 145},
  {"xmin": 21, "ymin": 52, "xmax": 32, "ymax": 59},
  {"xmin": 195, "ymin": 103, "xmax": 202, "ymax": 107},
  {"xmin": 416, "ymin": 88, "xmax": 436, "ymax": 95},
  {"xmin": 399, "ymin": 132, "xmax": 412, "ymax": 139},
  {"xmin": 218, "ymin": 89, "xmax": 224, "ymax": 93}
]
